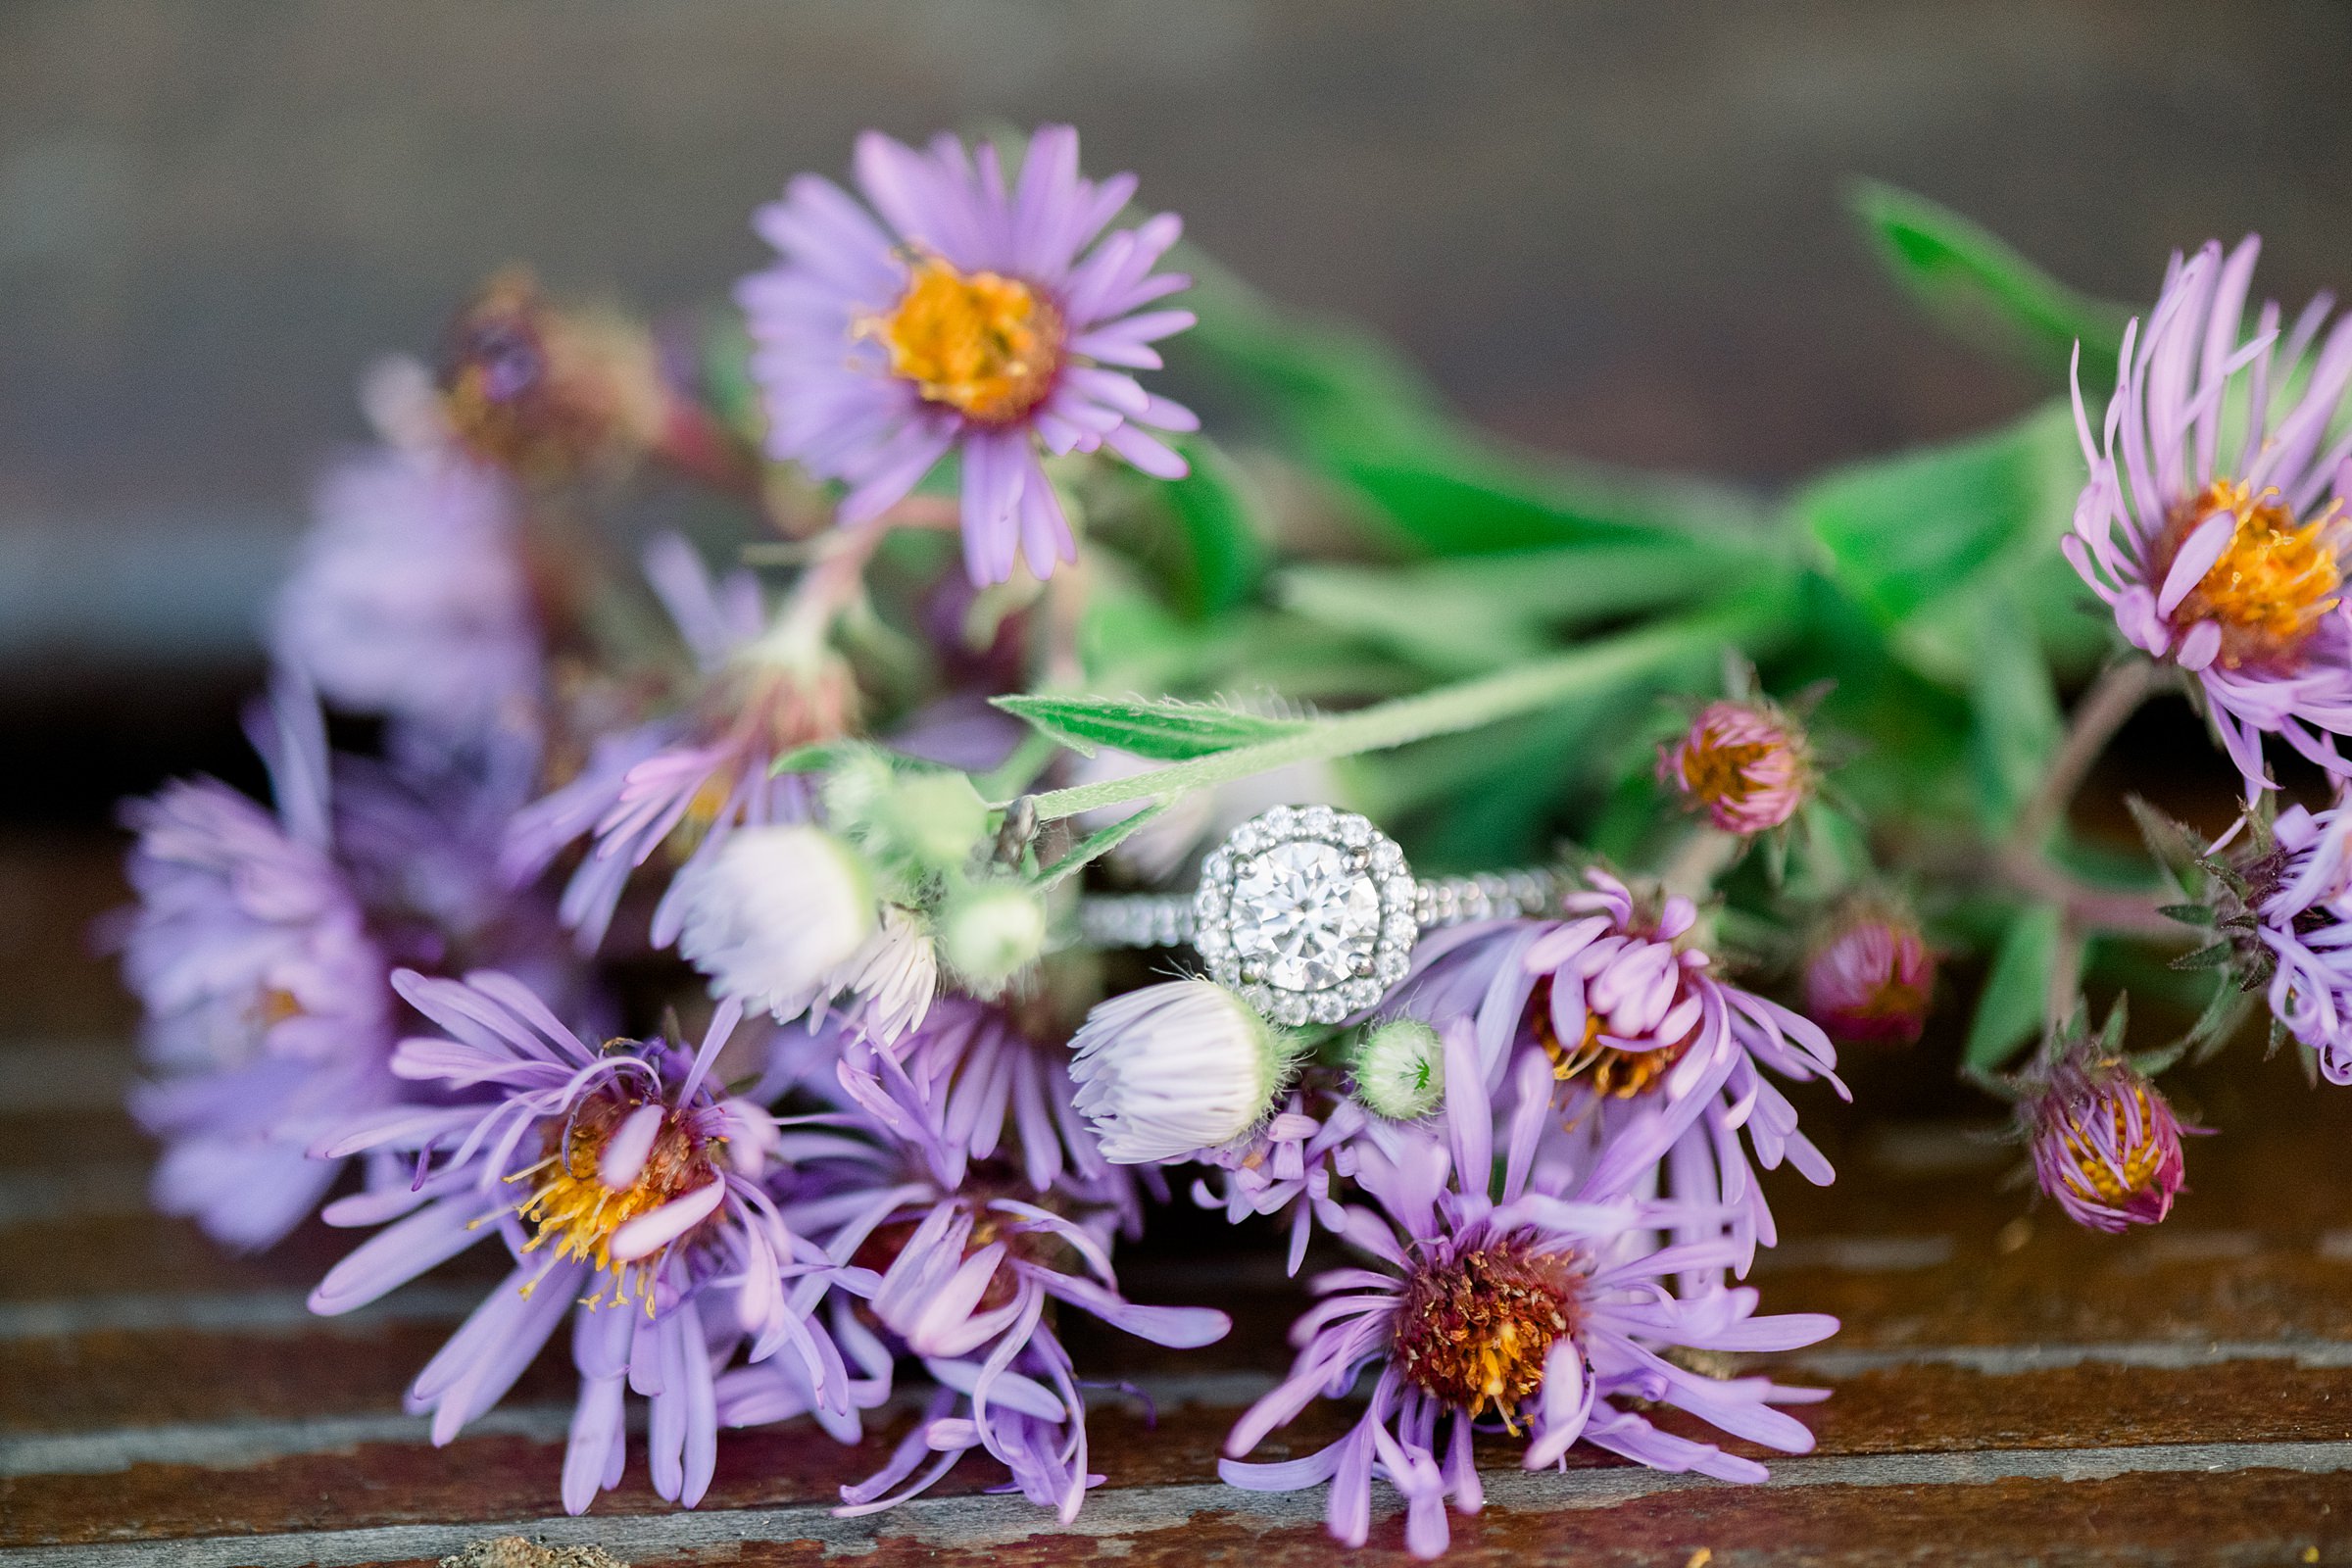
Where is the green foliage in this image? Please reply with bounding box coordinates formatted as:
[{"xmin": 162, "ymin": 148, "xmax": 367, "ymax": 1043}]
[
  {"xmin": 1178, "ymin": 257, "xmax": 1764, "ymax": 559},
  {"xmin": 993, "ymin": 693, "xmax": 1307, "ymax": 760},
  {"xmin": 1965, "ymin": 902, "xmax": 2064, "ymax": 1072},
  {"xmin": 1849, "ymin": 180, "xmax": 2129, "ymax": 390},
  {"xmin": 1154, "ymin": 436, "xmax": 1269, "ymax": 618}
]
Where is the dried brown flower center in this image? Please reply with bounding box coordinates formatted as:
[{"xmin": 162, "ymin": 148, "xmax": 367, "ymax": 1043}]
[
  {"xmin": 1677, "ymin": 734, "xmax": 1776, "ymax": 813},
  {"xmin": 873, "ymin": 257, "xmax": 1063, "ymax": 424},
  {"xmin": 2162, "ymin": 477, "xmax": 2343, "ymax": 667},
  {"xmin": 1531, "ymin": 978, "xmax": 1692, "ymax": 1100},
  {"xmin": 1395, "ymin": 1236, "xmax": 1581, "ymax": 1424}
]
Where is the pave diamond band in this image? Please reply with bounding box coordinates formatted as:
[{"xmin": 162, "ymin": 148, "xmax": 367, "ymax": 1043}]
[{"xmin": 1076, "ymin": 805, "xmax": 1566, "ymax": 1026}]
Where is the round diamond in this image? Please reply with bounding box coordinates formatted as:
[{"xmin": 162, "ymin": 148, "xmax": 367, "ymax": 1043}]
[{"xmin": 1227, "ymin": 838, "xmax": 1384, "ymax": 994}]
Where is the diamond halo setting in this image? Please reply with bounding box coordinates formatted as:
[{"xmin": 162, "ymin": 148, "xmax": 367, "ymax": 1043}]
[{"xmin": 1193, "ymin": 806, "xmax": 1417, "ymax": 1026}]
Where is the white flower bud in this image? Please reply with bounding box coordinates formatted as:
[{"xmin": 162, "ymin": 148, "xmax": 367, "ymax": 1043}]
[
  {"xmin": 937, "ymin": 880, "xmax": 1048, "ymax": 995},
  {"xmin": 674, "ymin": 823, "xmax": 876, "ymax": 1019},
  {"xmin": 1069, "ymin": 980, "xmax": 1301, "ymax": 1163},
  {"xmin": 1350, "ymin": 1017, "xmax": 1446, "ymax": 1120},
  {"xmin": 840, "ymin": 904, "xmax": 939, "ymax": 1043}
]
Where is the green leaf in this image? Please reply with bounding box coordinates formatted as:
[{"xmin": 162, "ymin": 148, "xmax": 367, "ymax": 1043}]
[
  {"xmin": 1158, "ymin": 437, "xmax": 1269, "ymax": 618},
  {"xmin": 1032, "ymin": 803, "xmax": 1169, "ymax": 890},
  {"xmin": 1965, "ymin": 902, "xmax": 2063, "ymax": 1072},
  {"xmin": 1963, "ymin": 593, "xmax": 2062, "ymax": 828},
  {"xmin": 1849, "ymin": 180, "xmax": 2129, "ymax": 389},
  {"xmin": 1799, "ymin": 401, "xmax": 2082, "ymax": 647},
  {"xmin": 991, "ymin": 694, "xmax": 1307, "ymax": 761},
  {"xmin": 1021, "ymin": 598, "xmax": 1769, "ymax": 820},
  {"xmin": 1179, "ymin": 252, "xmax": 1765, "ymax": 557}
]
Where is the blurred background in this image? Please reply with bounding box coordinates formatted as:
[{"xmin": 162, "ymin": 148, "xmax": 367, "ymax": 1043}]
[{"xmin": 4, "ymin": 0, "xmax": 2351, "ymax": 818}]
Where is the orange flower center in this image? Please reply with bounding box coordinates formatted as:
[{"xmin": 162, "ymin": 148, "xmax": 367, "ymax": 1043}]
[
  {"xmin": 1395, "ymin": 1235, "xmax": 1580, "ymax": 1427},
  {"xmin": 1677, "ymin": 734, "xmax": 1776, "ymax": 811},
  {"xmin": 1531, "ymin": 978, "xmax": 1692, "ymax": 1100},
  {"xmin": 2163, "ymin": 478, "xmax": 2342, "ymax": 668},
  {"xmin": 873, "ymin": 257, "xmax": 1063, "ymax": 424}
]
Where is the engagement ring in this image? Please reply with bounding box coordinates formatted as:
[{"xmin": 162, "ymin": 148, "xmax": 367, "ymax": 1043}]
[{"xmin": 1078, "ymin": 805, "xmax": 1565, "ymax": 1025}]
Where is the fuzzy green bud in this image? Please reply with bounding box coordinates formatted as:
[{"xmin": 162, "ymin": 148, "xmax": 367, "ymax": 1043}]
[
  {"xmin": 937, "ymin": 879, "xmax": 1049, "ymax": 995},
  {"xmin": 874, "ymin": 771, "xmax": 990, "ymax": 872},
  {"xmin": 1351, "ymin": 1018, "xmax": 1446, "ymax": 1120}
]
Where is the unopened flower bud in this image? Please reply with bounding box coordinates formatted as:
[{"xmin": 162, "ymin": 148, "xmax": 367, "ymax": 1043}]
[
  {"xmin": 937, "ymin": 880, "xmax": 1048, "ymax": 995},
  {"xmin": 439, "ymin": 269, "xmax": 665, "ymax": 477},
  {"xmin": 1804, "ymin": 906, "xmax": 1935, "ymax": 1045},
  {"xmin": 1350, "ymin": 1018, "xmax": 1446, "ymax": 1120},
  {"xmin": 1069, "ymin": 981, "xmax": 1303, "ymax": 1162},
  {"xmin": 872, "ymin": 771, "xmax": 991, "ymax": 873},
  {"xmin": 2024, "ymin": 1054, "xmax": 2189, "ymax": 1233},
  {"xmin": 1659, "ymin": 699, "xmax": 1810, "ymax": 835},
  {"xmin": 673, "ymin": 823, "xmax": 876, "ymax": 1018}
]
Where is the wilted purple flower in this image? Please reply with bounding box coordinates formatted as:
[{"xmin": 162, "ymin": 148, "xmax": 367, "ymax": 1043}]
[
  {"xmin": 2019, "ymin": 1048, "xmax": 2190, "ymax": 1233},
  {"xmin": 2068, "ymin": 236, "xmax": 2352, "ymax": 789},
  {"xmin": 1658, "ymin": 700, "xmax": 1809, "ymax": 834},
  {"xmin": 2246, "ymin": 802, "xmax": 2352, "ymax": 1083},
  {"xmin": 439, "ymin": 268, "xmax": 667, "ymax": 478},
  {"xmin": 270, "ymin": 443, "xmax": 543, "ymax": 749},
  {"xmin": 1803, "ymin": 904, "xmax": 1936, "ymax": 1046},
  {"xmin": 766, "ymin": 1015, "xmax": 1227, "ymax": 1522},
  {"xmin": 1392, "ymin": 876, "xmax": 1842, "ymax": 1288},
  {"xmin": 503, "ymin": 534, "xmax": 851, "ymax": 952},
  {"xmin": 1190, "ymin": 1087, "xmax": 1366, "ymax": 1276},
  {"xmin": 117, "ymin": 683, "xmax": 398, "ymax": 1249},
  {"xmin": 738, "ymin": 124, "xmax": 1200, "ymax": 585},
  {"xmin": 311, "ymin": 971, "xmax": 841, "ymax": 1513},
  {"xmin": 1220, "ymin": 1034, "xmax": 1835, "ymax": 1560}
]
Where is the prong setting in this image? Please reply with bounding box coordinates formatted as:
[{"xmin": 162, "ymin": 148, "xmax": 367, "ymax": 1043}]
[{"xmin": 1193, "ymin": 806, "xmax": 1418, "ymax": 1026}]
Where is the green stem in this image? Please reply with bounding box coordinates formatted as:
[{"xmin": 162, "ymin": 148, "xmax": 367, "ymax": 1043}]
[{"xmin": 1017, "ymin": 600, "xmax": 1766, "ymax": 820}]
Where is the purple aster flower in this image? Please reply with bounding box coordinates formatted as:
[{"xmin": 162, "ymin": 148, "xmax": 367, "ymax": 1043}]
[
  {"xmin": 270, "ymin": 442, "xmax": 544, "ymax": 750},
  {"xmin": 760, "ymin": 1011, "xmax": 1226, "ymax": 1521},
  {"xmin": 503, "ymin": 533, "xmax": 851, "ymax": 952},
  {"xmin": 1220, "ymin": 1032, "xmax": 1836, "ymax": 1560},
  {"xmin": 1190, "ymin": 1087, "xmax": 1367, "ymax": 1276},
  {"xmin": 1394, "ymin": 873, "xmax": 1844, "ymax": 1279},
  {"xmin": 2016, "ymin": 1044, "xmax": 2192, "ymax": 1233},
  {"xmin": 2068, "ymin": 236, "xmax": 2352, "ymax": 789},
  {"xmin": 117, "ymin": 681, "xmax": 399, "ymax": 1249},
  {"xmin": 311, "ymin": 970, "xmax": 843, "ymax": 1513},
  {"xmin": 2236, "ymin": 802, "xmax": 2352, "ymax": 1083},
  {"xmin": 738, "ymin": 124, "xmax": 1200, "ymax": 585}
]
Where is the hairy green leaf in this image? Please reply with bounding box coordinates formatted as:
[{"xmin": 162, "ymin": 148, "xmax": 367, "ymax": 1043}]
[
  {"xmin": 1849, "ymin": 180, "xmax": 2129, "ymax": 389},
  {"xmin": 1964, "ymin": 902, "xmax": 2063, "ymax": 1072},
  {"xmin": 992, "ymin": 694, "xmax": 1307, "ymax": 761}
]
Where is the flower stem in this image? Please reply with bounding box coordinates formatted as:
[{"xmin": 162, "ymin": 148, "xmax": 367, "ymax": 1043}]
[
  {"xmin": 1018, "ymin": 599, "xmax": 1769, "ymax": 820},
  {"xmin": 2014, "ymin": 660, "xmax": 2169, "ymax": 849}
]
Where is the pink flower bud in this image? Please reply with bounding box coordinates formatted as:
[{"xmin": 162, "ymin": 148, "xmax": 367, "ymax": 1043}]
[
  {"xmin": 1804, "ymin": 908, "xmax": 1935, "ymax": 1046},
  {"xmin": 2025, "ymin": 1054, "xmax": 2188, "ymax": 1233},
  {"xmin": 1658, "ymin": 700, "xmax": 1808, "ymax": 835}
]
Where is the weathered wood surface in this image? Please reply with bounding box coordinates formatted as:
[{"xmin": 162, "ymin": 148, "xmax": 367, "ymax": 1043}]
[{"xmin": 4, "ymin": 833, "xmax": 2351, "ymax": 1565}]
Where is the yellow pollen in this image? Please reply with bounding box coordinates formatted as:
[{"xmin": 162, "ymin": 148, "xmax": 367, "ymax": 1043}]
[
  {"xmin": 1678, "ymin": 735, "xmax": 1775, "ymax": 811},
  {"xmin": 509, "ymin": 1092, "xmax": 721, "ymax": 1315},
  {"xmin": 1532, "ymin": 980, "xmax": 1690, "ymax": 1100},
  {"xmin": 871, "ymin": 257, "xmax": 1063, "ymax": 424},
  {"xmin": 2166, "ymin": 478, "xmax": 2343, "ymax": 668},
  {"xmin": 2056, "ymin": 1077, "xmax": 2167, "ymax": 1207}
]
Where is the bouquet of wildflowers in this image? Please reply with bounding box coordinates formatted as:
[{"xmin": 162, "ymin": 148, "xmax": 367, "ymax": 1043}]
[{"xmin": 111, "ymin": 126, "xmax": 2352, "ymax": 1556}]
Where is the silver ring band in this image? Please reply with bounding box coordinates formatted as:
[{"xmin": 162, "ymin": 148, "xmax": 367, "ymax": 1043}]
[{"xmin": 1076, "ymin": 805, "xmax": 1565, "ymax": 1025}]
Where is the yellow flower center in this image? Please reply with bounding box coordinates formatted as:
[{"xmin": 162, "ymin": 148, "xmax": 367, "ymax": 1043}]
[
  {"xmin": 1531, "ymin": 979, "xmax": 1692, "ymax": 1100},
  {"xmin": 2057, "ymin": 1076, "xmax": 2167, "ymax": 1207},
  {"xmin": 2164, "ymin": 478, "xmax": 2343, "ymax": 668},
  {"xmin": 873, "ymin": 257, "xmax": 1063, "ymax": 424},
  {"xmin": 1677, "ymin": 735, "xmax": 1775, "ymax": 812},
  {"xmin": 509, "ymin": 1088, "xmax": 721, "ymax": 1310},
  {"xmin": 1395, "ymin": 1236, "xmax": 1580, "ymax": 1428}
]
